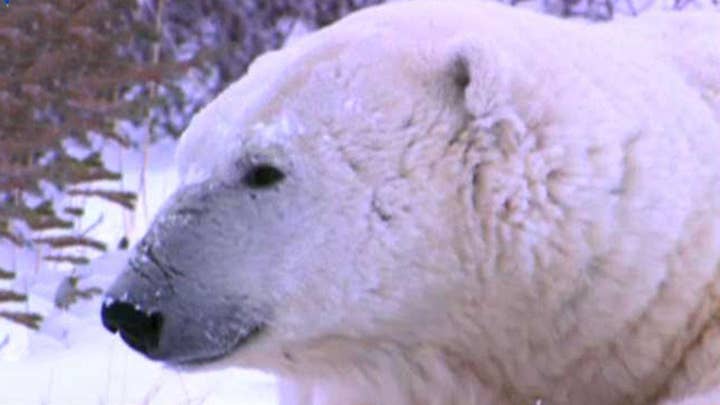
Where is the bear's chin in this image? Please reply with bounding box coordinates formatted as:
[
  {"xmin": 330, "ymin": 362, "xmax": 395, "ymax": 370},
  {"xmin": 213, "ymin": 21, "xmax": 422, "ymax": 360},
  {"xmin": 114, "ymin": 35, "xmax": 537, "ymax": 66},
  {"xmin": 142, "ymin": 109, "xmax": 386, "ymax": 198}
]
[{"xmin": 164, "ymin": 325, "xmax": 267, "ymax": 370}]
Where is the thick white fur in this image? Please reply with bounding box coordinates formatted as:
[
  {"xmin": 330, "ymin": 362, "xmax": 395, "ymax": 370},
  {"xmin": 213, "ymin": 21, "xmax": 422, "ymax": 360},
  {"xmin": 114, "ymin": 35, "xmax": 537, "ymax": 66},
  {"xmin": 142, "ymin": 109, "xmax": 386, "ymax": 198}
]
[{"xmin": 175, "ymin": 1, "xmax": 720, "ymax": 404}]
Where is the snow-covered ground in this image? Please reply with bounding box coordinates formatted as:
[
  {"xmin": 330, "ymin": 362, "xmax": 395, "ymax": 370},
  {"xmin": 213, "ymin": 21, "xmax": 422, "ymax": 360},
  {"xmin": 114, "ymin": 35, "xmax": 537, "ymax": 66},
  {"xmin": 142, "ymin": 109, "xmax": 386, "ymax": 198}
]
[{"xmin": 0, "ymin": 137, "xmax": 277, "ymax": 405}]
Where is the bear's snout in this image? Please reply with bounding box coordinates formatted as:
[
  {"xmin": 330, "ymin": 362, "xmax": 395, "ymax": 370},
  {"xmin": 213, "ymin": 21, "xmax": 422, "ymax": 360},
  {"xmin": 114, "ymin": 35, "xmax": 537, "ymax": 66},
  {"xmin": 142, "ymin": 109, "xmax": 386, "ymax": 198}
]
[
  {"xmin": 102, "ymin": 264, "xmax": 267, "ymax": 364},
  {"xmin": 102, "ymin": 257, "xmax": 268, "ymax": 364},
  {"xmin": 100, "ymin": 184, "xmax": 274, "ymax": 364},
  {"xmin": 101, "ymin": 299, "xmax": 164, "ymax": 356}
]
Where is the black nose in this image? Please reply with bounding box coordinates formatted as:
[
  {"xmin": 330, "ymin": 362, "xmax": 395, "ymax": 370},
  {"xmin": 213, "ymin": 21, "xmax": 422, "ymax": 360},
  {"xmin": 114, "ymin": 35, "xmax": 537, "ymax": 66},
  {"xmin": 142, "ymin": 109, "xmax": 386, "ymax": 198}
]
[{"xmin": 101, "ymin": 299, "xmax": 164, "ymax": 356}]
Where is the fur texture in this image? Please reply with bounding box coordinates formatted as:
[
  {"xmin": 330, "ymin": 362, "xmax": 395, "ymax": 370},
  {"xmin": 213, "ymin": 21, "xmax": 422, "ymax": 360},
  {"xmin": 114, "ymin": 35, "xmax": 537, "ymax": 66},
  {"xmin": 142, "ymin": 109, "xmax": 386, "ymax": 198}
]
[{"xmin": 106, "ymin": 1, "xmax": 720, "ymax": 404}]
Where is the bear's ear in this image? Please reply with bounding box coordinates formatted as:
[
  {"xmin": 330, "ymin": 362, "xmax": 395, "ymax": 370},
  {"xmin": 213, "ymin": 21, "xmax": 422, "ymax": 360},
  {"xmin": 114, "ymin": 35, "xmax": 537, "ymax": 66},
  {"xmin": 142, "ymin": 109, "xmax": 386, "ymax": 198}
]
[
  {"xmin": 450, "ymin": 55, "xmax": 471, "ymax": 96},
  {"xmin": 446, "ymin": 42, "xmax": 525, "ymax": 133}
]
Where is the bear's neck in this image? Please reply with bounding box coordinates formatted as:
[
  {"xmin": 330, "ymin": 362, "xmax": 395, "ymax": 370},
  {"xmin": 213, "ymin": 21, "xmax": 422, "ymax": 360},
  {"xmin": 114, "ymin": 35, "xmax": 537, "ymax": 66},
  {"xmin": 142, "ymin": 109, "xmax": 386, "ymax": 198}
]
[
  {"xmin": 273, "ymin": 340, "xmax": 513, "ymax": 405},
  {"xmin": 270, "ymin": 317, "xmax": 720, "ymax": 405}
]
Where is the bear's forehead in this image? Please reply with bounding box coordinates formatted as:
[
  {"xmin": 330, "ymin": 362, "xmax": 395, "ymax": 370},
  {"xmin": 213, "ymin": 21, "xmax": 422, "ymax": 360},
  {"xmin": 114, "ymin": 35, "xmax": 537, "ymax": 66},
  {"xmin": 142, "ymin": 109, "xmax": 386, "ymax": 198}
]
[
  {"xmin": 175, "ymin": 40, "xmax": 399, "ymax": 185},
  {"xmin": 174, "ymin": 42, "xmax": 317, "ymax": 185},
  {"xmin": 173, "ymin": 0, "xmax": 530, "ymax": 186},
  {"xmin": 176, "ymin": 107, "xmax": 306, "ymax": 185}
]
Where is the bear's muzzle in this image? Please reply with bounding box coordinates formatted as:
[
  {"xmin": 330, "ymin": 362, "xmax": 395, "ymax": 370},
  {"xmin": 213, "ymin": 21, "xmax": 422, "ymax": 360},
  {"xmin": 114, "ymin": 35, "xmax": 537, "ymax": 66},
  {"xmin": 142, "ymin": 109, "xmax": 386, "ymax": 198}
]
[{"xmin": 101, "ymin": 236, "xmax": 267, "ymax": 364}]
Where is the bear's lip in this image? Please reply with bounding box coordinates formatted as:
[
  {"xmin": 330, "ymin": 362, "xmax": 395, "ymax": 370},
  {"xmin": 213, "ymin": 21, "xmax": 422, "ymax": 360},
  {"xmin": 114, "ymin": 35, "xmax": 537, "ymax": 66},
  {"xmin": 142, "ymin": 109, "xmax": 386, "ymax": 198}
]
[{"xmin": 169, "ymin": 323, "xmax": 266, "ymax": 367}]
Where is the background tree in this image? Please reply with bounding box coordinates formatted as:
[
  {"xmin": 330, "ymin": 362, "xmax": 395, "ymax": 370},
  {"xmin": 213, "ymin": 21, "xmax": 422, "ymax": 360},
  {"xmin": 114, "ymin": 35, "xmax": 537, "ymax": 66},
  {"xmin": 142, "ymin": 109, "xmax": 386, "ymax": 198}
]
[{"xmin": 0, "ymin": 0, "xmax": 186, "ymax": 328}]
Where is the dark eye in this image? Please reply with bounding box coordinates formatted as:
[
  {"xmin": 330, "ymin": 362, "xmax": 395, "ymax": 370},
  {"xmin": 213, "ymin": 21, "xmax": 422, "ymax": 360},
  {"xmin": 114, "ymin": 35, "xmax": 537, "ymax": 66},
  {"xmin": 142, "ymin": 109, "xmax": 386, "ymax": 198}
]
[{"xmin": 243, "ymin": 164, "xmax": 285, "ymax": 189}]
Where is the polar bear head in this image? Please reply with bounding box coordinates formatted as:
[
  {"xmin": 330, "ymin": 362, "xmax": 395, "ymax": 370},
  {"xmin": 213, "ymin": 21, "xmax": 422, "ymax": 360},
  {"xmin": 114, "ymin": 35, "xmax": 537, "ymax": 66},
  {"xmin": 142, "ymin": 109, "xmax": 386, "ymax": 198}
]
[
  {"xmin": 101, "ymin": 1, "xmax": 720, "ymax": 403},
  {"xmin": 101, "ymin": 2, "xmax": 489, "ymax": 366}
]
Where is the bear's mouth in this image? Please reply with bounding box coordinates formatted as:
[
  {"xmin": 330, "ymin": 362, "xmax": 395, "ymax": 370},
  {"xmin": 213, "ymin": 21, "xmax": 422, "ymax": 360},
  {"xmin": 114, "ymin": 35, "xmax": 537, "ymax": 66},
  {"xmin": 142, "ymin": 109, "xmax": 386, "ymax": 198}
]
[{"xmin": 173, "ymin": 323, "xmax": 267, "ymax": 366}]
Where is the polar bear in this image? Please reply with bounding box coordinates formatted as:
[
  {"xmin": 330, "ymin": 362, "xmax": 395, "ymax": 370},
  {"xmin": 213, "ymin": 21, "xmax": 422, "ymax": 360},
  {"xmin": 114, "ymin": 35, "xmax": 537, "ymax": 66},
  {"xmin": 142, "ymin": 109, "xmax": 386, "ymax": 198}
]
[{"xmin": 100, "ymin": 1, "xmax": 720, "ymax": 404}]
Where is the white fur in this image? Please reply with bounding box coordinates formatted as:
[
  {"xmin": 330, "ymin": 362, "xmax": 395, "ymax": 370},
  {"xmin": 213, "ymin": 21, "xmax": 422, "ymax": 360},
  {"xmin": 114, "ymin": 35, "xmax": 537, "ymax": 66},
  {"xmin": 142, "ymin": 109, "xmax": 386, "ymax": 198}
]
[{"xmin": 174, "ymin": 1, "xmax": 720, "ymax": 404}]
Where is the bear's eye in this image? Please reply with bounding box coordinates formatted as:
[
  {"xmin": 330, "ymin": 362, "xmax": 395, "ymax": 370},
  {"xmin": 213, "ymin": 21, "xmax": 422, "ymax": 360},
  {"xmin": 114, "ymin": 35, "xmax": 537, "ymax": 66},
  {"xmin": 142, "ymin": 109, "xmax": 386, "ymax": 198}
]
[{"xmin": 243, "ymin": 164, "xmax": 285, "ymax": 189}]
